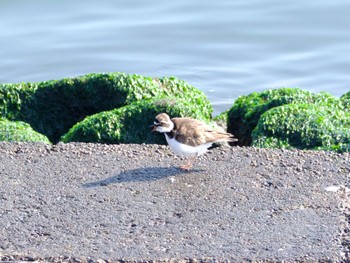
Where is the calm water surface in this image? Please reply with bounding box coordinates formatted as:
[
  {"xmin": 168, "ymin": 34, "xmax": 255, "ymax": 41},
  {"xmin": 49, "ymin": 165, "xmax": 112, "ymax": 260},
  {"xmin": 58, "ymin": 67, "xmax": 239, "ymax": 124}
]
[{"xmin": 1, "ymin": 0, "xmax": 350, "ymax": 115}]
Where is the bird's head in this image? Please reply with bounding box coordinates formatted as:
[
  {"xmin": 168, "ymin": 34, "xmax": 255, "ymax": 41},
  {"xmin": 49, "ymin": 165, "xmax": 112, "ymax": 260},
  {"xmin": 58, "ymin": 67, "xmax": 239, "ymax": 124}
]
[{"xmin": 150, "ymin": 113, "xmax": 174, "ymax": 133}]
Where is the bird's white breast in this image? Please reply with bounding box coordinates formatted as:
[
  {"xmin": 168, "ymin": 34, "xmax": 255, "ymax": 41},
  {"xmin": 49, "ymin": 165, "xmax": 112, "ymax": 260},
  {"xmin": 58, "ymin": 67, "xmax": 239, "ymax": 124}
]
[{"xmin": 165, "ymin": 134, "xmax": 212, "ymax": 157}]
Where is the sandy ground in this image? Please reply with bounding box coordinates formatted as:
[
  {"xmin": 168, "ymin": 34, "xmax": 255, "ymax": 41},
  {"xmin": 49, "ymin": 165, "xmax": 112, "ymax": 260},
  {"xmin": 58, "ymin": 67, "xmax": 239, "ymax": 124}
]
[{"xmin": 0, "ymin": 142, "xmax": 349, "ymax": 262}]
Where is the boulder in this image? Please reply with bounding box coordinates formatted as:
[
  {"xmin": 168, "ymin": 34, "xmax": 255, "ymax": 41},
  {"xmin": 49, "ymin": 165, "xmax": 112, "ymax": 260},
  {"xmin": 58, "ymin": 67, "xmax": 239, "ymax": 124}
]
[
  {"xmin": 227, "ymin": 88, "xmax": 341, "ymax": 146},
  {"xmin": 61, "ymin": 97, "xmax": 212, "ymax": 144},
  {"xmin": 0, "ymin": 117, "xmax": 50, "ymax": 143},
  {"xmin": 1, "ymin": 73, "xmax": 211, "ymax": 143},
  {"xmin": 252, "ymin": 103, "xmax": 350, "ymax": 152}
]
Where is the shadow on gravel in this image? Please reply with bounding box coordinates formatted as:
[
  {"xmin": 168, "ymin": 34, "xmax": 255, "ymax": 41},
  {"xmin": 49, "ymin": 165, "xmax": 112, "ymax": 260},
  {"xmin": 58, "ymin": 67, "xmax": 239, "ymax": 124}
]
[{"xmin": 82, "ymin": 167, "xmax": 203, "ymax": 188}]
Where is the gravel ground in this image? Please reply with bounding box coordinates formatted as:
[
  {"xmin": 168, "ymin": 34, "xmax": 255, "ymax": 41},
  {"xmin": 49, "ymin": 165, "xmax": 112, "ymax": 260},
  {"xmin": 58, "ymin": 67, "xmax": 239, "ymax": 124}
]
[{"xmin": 0, "ymin": 142, "xmax": 349, "ymax": 262}]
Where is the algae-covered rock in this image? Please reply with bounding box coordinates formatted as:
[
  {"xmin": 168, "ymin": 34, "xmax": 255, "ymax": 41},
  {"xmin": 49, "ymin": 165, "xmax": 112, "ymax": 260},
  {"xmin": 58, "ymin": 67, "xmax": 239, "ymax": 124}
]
[
  {"xmin": 0, "ymin": 117, "xmax": 50, "ymax": 143},
  {"xmin": 61, "ymin": 97, "xmax": 212, "ymax": 144},
  {"xmin": 0, "ymin": 82, "xmax": 37, "ymax": 120},
  {"xmin": 252, "ymin": 104, "xmax": 350, "ymax": 152},
  {"xmin": 0, "ymin": 73, "xmax": 211, "ymax": 143},
  {"xmin": 341, "ymin": 91, "xmax": 350, "ymax": 111},
  {"xmin": 227, "ymin": 88, "xmax": 341, "ymax": 146}
]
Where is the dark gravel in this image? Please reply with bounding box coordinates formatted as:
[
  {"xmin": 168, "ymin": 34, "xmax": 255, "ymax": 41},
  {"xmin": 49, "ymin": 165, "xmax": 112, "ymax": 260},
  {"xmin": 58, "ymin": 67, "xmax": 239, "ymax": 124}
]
[{"xmin": 0, "ymin": 142, "xmax": 349, "ymax": 262}]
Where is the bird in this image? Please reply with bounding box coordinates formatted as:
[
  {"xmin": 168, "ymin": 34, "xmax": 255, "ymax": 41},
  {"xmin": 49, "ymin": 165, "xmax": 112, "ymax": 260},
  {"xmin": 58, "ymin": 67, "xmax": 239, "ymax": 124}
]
[{"xmin": 151, "ymin": 113, "xmax": 237, "ymax": 170}]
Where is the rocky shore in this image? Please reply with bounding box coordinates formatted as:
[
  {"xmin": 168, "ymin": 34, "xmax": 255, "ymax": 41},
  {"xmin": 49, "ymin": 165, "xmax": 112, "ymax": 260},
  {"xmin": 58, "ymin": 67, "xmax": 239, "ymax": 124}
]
[{"xmin": 0, "ymin": 142, "xmax": 349, "ymax": 262}]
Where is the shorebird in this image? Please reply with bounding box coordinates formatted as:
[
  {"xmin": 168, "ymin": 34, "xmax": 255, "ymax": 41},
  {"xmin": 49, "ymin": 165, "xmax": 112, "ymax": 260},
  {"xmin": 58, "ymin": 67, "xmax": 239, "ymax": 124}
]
[{"xmin": 151, "ymin": 113, "xmax": 237, "ymax": 170}]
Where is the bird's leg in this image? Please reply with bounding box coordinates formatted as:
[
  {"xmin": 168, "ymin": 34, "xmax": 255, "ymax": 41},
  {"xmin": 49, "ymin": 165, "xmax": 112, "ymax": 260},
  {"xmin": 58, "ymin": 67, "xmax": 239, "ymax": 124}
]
[{"xmin": 180, "ymin": 156, "xmax": 197, "ymax": 171}]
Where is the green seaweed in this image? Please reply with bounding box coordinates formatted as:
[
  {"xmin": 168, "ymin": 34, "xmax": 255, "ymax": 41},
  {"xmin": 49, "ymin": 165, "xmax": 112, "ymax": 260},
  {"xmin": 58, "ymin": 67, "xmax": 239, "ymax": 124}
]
[
  {"xmin": 61, "ymin": 98, "xmax": 212, "ymax": 144},
  {"xmin": 1, "ymin": 73, "xmax": 211, "ymax": 143},
  {"xmin": 341, "ymin": 91, "xmax": 350, "ymax": 111},
  {"xmin": 0, "ymin": 82, "xmax": 37, "ymax": 120},
  {"xmin": 0, "ymin": 117, "xmax": 50, "ymax": 143},
  {"xmin": 252, "ymin": 103, "xmax": 350, "ymax": 152},
  {"xmin": 227, "ymin": 88, "xmax": 343, "ymax": 146}
]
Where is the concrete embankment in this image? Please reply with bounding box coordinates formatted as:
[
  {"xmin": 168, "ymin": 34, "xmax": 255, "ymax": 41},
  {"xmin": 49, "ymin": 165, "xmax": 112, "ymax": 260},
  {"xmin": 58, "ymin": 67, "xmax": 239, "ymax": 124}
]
[{"xmin": 0, "ymin": 142, "xmax": 349, "ymax": 262}]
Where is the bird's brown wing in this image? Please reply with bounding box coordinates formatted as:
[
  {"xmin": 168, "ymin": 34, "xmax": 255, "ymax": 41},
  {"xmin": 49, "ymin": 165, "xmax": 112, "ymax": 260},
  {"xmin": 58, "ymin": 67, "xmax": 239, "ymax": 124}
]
[
  {"xmin": 172, "ymin": 117, "xmax": 237, "ymax": 146},
  {"xmin": 172, "ymin": 118, "xmax": 215, "ymax": 147}
]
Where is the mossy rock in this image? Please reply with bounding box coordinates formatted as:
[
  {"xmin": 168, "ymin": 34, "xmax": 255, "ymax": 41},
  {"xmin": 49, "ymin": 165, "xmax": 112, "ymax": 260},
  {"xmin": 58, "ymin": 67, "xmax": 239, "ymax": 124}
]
[
  {"xmin": 0, "ymin": 82, "xmax": 37, "ymax": 120},
  {"xmin": 1, "ymin": 73, "xmax": 212, "ymax": 143},
  {"xmin": 0, "ymin": 117, "xmax": 50, "ymax": 143},
  {"xmin": 341, "ymin": 91, "xmax": 350, "ymax": 111},
  {"xmin": 61, "ymin": 97, "xmax": 212, "ymax": 144},
  {"xmin": 252, "ymin": 104, "xmax": 350, "ymax": 152},
  {"xmin": 227, "ymin": 88, "xmax": 342, "ymax": 146}
]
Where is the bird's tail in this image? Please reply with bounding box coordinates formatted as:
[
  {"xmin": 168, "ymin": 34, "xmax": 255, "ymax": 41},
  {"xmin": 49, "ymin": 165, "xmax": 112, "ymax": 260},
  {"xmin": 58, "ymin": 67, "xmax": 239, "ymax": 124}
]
[{"xmin": 216, "ymin": 132, "xmax": 238, "ymax": 143}]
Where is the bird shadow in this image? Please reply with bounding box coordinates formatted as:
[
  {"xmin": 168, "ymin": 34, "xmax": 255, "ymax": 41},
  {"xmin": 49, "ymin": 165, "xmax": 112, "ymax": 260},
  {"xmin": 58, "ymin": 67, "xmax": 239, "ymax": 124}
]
[{"xmin": 82, "ymin": 166, "xmax": 204, "ymax": 188}]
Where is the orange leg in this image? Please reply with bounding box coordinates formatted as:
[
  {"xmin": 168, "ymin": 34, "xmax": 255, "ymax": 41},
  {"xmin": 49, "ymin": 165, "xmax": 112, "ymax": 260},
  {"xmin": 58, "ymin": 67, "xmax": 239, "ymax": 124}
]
[{"xmin": 180, "ymin": 156, "xmax": 197, "ymax": 171}]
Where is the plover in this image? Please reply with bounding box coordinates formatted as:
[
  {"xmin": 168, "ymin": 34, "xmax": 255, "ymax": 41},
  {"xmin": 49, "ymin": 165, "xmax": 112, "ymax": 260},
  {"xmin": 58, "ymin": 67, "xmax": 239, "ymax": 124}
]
[{"xmin": 151, "ymin": 113, "xmax": 237, "ymax": 170}]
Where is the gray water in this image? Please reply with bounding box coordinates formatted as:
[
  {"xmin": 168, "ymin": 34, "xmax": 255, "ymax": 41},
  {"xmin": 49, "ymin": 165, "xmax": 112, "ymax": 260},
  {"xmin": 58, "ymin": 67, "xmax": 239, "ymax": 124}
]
[{"xmin": 1, "ymin": 0, "xmax": 350, "ymax": 115}]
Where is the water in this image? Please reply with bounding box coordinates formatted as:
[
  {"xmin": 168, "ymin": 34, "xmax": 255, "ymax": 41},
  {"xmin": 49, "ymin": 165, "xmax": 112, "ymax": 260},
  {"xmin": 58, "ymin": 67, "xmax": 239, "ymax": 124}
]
[{"xmin": 1, "ymin": 0, "xmax": 350, "ymax": 115}]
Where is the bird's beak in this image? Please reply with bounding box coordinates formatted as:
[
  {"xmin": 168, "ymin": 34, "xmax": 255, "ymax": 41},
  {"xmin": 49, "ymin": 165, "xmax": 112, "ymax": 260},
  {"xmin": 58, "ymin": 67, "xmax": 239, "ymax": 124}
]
[{"xmin": 150, "ymin": 124, "xmax": 156, "ymax": 132}]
